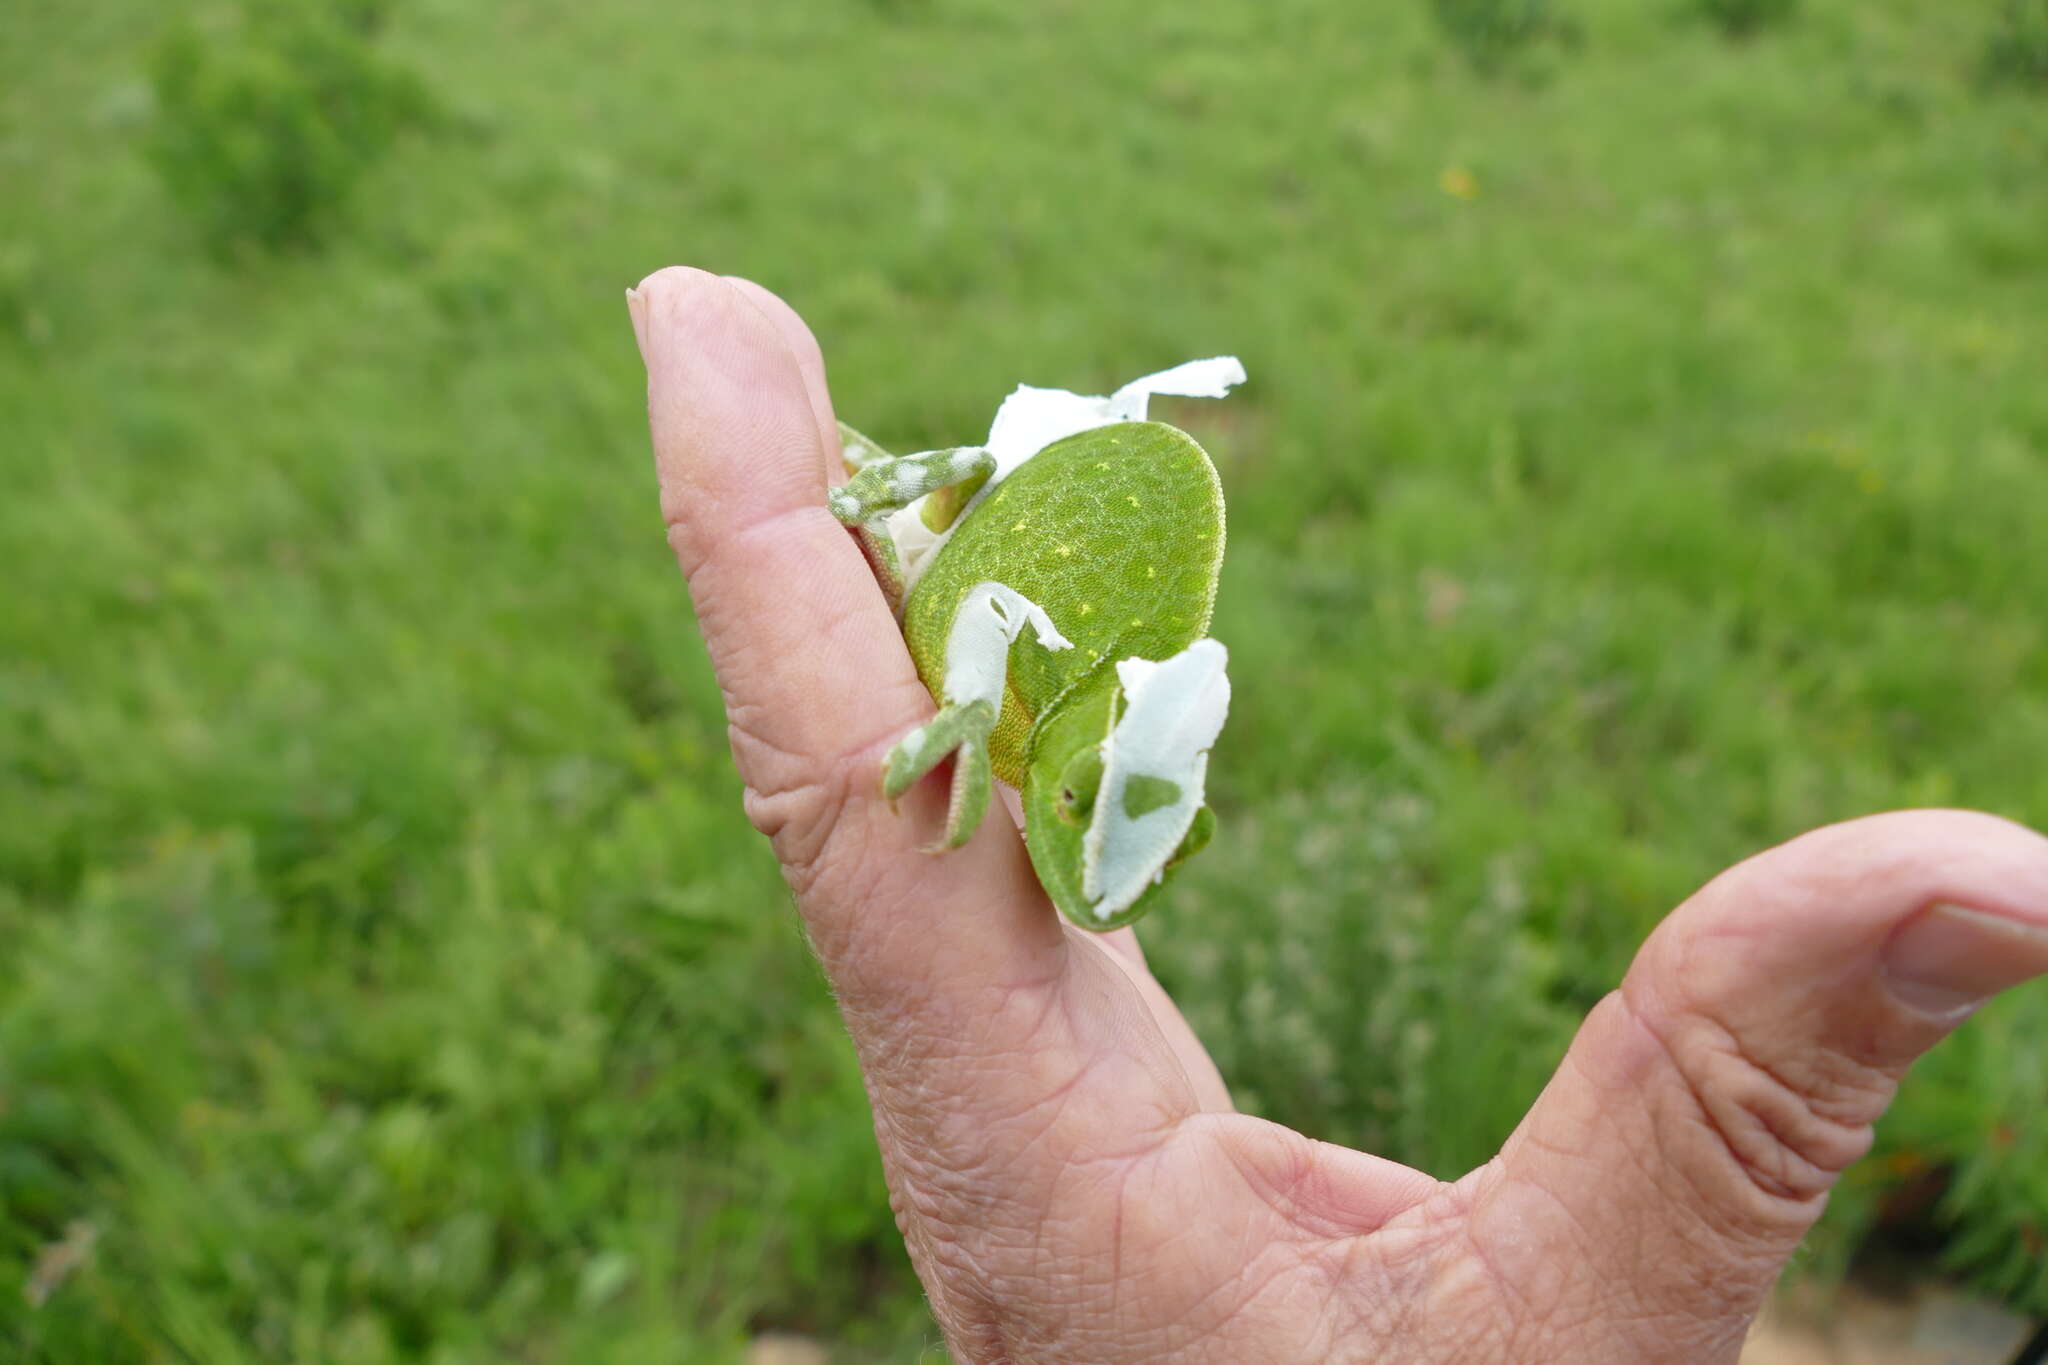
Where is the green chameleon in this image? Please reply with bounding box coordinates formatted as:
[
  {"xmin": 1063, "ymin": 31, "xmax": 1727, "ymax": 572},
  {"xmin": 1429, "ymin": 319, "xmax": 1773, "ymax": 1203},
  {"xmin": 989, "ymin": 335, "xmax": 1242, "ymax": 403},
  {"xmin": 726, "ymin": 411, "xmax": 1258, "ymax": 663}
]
[{"xmin": 828, "ymin": 359, "xmax": 1244, "ymax": 931}]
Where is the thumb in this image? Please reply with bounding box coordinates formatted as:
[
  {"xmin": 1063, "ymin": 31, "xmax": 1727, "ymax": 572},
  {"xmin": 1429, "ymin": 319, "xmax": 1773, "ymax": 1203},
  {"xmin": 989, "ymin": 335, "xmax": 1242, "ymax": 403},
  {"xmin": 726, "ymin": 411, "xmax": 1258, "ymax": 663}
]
[{"xmin": 1470, "ymin": 809, "xmax": 2048, "ymax": 1361}]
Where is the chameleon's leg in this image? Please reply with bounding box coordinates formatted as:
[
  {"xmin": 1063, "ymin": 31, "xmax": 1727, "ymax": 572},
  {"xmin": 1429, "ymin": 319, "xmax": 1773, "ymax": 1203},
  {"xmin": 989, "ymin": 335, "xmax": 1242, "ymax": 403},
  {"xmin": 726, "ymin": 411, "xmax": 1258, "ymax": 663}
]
[
  {"xmin": 882, "ymin": 582, "xmax": 1072, "ymax": 850},
  {"xmin": 828, "ymin": 445, "xmax": 995, "ymax": 525},
  {"xmin": 882, "ymin": 700, "xmax": 997, "ymax": 847},
  {"xmin": 828, "ymin": 443, "xmax": 996, "ymax": 614}
]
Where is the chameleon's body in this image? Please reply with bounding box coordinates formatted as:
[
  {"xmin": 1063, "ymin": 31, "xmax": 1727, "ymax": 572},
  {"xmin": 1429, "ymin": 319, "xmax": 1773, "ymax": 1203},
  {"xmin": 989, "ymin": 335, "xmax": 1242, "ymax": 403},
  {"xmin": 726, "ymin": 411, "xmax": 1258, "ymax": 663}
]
[{"xmin": 831, "ymin": 362, "xmax": 1240, "ymax": 930}]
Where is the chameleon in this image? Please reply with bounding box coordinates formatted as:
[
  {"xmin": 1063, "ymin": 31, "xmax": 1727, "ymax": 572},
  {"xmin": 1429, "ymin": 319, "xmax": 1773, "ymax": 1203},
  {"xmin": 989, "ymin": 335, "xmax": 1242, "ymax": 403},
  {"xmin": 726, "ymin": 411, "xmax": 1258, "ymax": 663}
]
[{"xmin": 828, "ymin": 359, "xmax": 1244, "ymax": 931}]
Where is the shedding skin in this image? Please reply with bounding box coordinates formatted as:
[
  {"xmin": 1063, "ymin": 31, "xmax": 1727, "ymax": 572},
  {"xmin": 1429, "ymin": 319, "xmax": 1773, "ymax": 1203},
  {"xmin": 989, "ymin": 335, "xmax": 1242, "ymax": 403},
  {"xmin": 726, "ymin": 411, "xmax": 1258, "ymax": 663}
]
[{"xmin": 1081, "ymin": 640, "xmax": 1231, "ymax": 921}]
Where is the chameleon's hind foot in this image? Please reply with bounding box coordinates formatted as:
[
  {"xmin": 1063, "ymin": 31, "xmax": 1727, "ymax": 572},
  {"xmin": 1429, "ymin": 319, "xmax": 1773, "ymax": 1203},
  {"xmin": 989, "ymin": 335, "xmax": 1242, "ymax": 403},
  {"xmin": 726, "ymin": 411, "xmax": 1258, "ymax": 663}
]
[
  {"xmin": 881, "ymin": 581, "xmax": 1073, "ymax": 851},
  {"xmin": 882, "ymin": 700, "xmax": 998, "ymax": 850}
]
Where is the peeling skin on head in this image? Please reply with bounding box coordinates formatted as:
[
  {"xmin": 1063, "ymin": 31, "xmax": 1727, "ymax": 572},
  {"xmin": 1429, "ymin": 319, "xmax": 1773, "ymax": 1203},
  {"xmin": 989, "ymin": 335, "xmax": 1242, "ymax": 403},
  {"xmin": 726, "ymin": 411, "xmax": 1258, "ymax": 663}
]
[
  {"xmin": 885, "ymin": 356, "xmax": 1247, "ymax": 592},
  {"xmin": 1081, "ymin": 640, "xmax": 1230, "ymax": 919}
]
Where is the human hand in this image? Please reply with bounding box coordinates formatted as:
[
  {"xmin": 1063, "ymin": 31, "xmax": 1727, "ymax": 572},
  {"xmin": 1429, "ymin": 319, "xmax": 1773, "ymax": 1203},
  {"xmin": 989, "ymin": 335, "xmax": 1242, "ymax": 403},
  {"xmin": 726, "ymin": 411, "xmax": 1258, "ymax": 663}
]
[{"xmin": 625, "ymin": 267, "xmax": 2048, "ymax": 1364}]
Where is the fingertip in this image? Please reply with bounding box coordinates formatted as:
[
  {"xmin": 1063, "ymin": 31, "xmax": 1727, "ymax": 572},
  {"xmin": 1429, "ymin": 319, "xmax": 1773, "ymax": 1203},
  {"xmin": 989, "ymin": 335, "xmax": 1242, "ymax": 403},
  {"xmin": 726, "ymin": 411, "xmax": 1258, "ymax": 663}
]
[
  {"xmin": 1696, "ymin": 808, "xmax": 2048, "ymax": 951},
  {"xmin": 632, "ymin": 265, "xmax": 741, "ymax": 373},
  {"xmin": 631, "ymin": 267, "xmax": 826, "ymax": 540},
  {"xmin": 635, "ymin": 267, "xmax": 798, "ymax": 397},
  {"xmin": 633, "ymin": 262, "xmax": 722, "ymax": 302},
  {"xmin": 720, "ymin": 275, "xmax": 841, "ymax": 471}
]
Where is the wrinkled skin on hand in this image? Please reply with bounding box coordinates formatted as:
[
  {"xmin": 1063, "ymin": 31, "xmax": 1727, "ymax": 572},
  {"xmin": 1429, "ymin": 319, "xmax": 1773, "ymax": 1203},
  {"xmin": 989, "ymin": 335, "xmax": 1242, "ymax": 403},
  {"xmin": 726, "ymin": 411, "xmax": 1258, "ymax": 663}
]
[{"xmin": 626, "ymin": 268, "xmax": 2048, "ymax": 1364}]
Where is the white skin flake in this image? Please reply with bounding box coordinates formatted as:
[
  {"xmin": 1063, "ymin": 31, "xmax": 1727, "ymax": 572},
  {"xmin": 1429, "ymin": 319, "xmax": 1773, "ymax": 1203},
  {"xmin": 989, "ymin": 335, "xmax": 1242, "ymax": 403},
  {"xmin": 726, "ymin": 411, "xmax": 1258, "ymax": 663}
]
[
  {"xmin": 885, "ymin": 503, "xmax": 945, "ymax": 587},
  {"xmin": 940, "ymin": 583, "xmax": 1073, "ymax": 712},
  {"xmin": 1081, "ymin": 639, "xmax": 1231, "ymax": 920},
  {"xmin": 984, "ymin": 356, "xmax": 1249, "ymax": 481},
  {"xmin": 887, "ymin": 357, "xmax": 1247, "ymax": 592}
]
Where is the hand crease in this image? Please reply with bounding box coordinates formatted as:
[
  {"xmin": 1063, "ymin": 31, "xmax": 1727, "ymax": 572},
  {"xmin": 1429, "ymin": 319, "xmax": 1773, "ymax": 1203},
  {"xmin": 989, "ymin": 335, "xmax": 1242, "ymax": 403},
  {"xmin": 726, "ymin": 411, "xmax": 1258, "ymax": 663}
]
[{"xmin": 1618, "ymin": 990, "xmax": 1846, "ymax": 1208}]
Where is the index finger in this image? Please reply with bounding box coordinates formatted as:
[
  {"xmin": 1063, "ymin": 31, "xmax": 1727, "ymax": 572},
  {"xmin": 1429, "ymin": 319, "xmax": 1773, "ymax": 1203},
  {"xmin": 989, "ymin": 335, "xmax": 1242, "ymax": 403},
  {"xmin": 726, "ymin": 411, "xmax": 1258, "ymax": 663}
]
[{"xmin": 626, "ymin": 267, "xmax": 1064, "ymax": 986}]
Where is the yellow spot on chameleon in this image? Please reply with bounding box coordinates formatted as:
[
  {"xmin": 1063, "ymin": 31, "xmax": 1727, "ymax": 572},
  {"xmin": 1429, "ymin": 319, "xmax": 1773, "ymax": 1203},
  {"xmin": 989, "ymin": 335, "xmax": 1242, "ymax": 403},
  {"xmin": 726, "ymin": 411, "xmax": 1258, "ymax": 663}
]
[
  {"xmin": 1126, "ymin": 495, "xmax": 1140, "ymax": 508},
  {"xmin": 1077, "ymin": 602, "xmax": 1093, "ymax": 616},
  {"xmin": 1012, "ymin": 518, "xmax": 1029, "ymax": 532},
  {"xmin": 1145, "ymin": 565, "xmax": 1157, "ymax": 578},
  {"xmin": 1055, "ymin": 543, "xmax": 1074, "ymax": 558},
  {"xmin": 1130, "ymin": 617, "xmax": 1144, "ymax": 627}
]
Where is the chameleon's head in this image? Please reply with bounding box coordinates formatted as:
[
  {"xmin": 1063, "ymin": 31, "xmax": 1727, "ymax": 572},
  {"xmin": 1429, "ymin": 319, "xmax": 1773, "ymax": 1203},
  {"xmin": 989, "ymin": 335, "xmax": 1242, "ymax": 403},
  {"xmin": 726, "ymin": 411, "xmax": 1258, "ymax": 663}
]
[{"xmin": 1024, "ymin": 641, "xmax": 1230, "ymax": 931}]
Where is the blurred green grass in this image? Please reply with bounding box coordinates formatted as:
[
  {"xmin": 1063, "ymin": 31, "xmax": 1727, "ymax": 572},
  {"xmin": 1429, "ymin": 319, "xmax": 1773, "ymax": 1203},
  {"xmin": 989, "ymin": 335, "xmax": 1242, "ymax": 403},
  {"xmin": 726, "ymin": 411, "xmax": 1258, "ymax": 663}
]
[{"xmin": 3, "ymin": 0, "xmax": 2045, "ymax": 1358}]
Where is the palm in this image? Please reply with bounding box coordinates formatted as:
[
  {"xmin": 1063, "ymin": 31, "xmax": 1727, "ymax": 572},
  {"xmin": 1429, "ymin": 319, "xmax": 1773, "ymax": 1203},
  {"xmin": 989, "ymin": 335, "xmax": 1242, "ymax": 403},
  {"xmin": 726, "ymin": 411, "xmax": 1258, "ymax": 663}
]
[
  {"xmin": 868, "ymin": 903, "xmax": 1447, "ymax": 1362},
  {"xmin": 630, "ymin": 267, "xmax": 2048, "ymax": 1364}
]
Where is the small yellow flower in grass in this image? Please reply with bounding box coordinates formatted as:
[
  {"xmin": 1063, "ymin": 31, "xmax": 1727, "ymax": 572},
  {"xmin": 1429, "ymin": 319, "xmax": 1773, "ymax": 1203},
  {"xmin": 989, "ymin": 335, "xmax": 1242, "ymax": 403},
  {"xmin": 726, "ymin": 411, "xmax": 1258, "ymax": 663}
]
[{"xmin": 1439, "ymin": 165, "xmax": 1479, "ymax": 200}]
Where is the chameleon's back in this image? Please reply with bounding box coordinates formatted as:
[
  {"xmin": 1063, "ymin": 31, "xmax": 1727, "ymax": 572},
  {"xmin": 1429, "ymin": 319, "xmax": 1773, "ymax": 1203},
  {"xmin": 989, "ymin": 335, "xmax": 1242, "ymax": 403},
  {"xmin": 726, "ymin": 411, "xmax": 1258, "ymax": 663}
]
[{"xmin": 901, "ymin": 420, "xmax": 1226, "ymax": 786}]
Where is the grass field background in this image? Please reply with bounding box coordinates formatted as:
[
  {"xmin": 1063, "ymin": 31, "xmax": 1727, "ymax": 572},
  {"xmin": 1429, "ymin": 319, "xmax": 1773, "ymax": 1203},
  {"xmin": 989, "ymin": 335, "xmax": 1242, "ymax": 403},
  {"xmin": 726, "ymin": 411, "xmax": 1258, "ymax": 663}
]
[{"xmin": 3, "ymin": 0, "xmax": 2045, "ymax": 1359}]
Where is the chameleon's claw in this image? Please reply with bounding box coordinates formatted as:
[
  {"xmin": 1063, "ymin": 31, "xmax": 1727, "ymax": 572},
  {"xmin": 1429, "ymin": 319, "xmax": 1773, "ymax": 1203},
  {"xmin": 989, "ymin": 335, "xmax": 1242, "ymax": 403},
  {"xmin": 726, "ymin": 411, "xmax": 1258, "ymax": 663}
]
[{"xmin": 881, "ymin": 699, "xmax": 998, "ymax": 849}]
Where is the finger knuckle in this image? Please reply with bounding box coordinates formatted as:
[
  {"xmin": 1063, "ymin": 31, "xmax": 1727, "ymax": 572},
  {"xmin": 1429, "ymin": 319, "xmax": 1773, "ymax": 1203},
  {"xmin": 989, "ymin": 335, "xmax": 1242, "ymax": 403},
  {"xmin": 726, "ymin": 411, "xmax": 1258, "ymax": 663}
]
[
  {"xmin": 728, "ymin": 721, "xmax": 856, "ymax": 873},
  {"xmin": 1635, "ymin": 993, "xmax": 1888, "ymax": 1209}
]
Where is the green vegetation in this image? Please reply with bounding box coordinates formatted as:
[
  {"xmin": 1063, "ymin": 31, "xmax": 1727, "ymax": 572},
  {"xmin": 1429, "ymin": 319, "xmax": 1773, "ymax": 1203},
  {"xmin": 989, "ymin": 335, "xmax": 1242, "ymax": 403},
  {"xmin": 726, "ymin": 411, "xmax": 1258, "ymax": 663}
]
[
  {"xmin": 1690, "ymin": 0, "xmax": 1800, "ymax": 41},
  {"xmin": 1985, "ymin": 0, "xmax": 2048, "ymax": 89},
  {"xmin": 3, "ymin": 0, "xmax": 2044, "ymax": 1358},
  {"xmin": 147, "ymin": 1, "xmax": 438, "ymax": 254},
  {"xmin": 1428, "ymin": 0, "xmax": 1565, "ymax": 72}
]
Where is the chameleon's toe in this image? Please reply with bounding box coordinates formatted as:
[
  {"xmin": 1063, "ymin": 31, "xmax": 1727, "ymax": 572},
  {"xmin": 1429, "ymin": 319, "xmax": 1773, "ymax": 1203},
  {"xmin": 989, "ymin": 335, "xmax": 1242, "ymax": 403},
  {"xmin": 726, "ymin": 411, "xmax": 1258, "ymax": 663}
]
[
  {"xmin": 880, "ymin": 700, "xmax": 998, "ymax": 849},
  {"xmin": 940, "ymin": 738, "xmax": 991, "ymax": 850}
]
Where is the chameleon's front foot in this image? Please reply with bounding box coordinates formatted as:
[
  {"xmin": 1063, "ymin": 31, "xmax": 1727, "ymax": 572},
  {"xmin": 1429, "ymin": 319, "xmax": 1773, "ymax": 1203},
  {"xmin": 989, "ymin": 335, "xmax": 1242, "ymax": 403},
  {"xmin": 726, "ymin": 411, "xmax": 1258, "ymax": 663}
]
[
  {"xmin": 829, "ymin": 433, "xmax": 998, "ymax": 615},
  {"xmin": 826, "ymin": 444, "xmax": 994, "ymax": 526},
  {"xmin": 881, "ymin": 699, "xmax": 998, "ymax": 849}
]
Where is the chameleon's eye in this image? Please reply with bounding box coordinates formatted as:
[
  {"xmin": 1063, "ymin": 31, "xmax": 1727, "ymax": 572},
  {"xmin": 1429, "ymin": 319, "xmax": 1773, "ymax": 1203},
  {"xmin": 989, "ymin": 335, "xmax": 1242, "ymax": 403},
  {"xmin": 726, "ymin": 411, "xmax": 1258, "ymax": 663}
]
[{"xmin": 1054, "ymin": 747, "xmax": 1105, "ymax": 826}]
